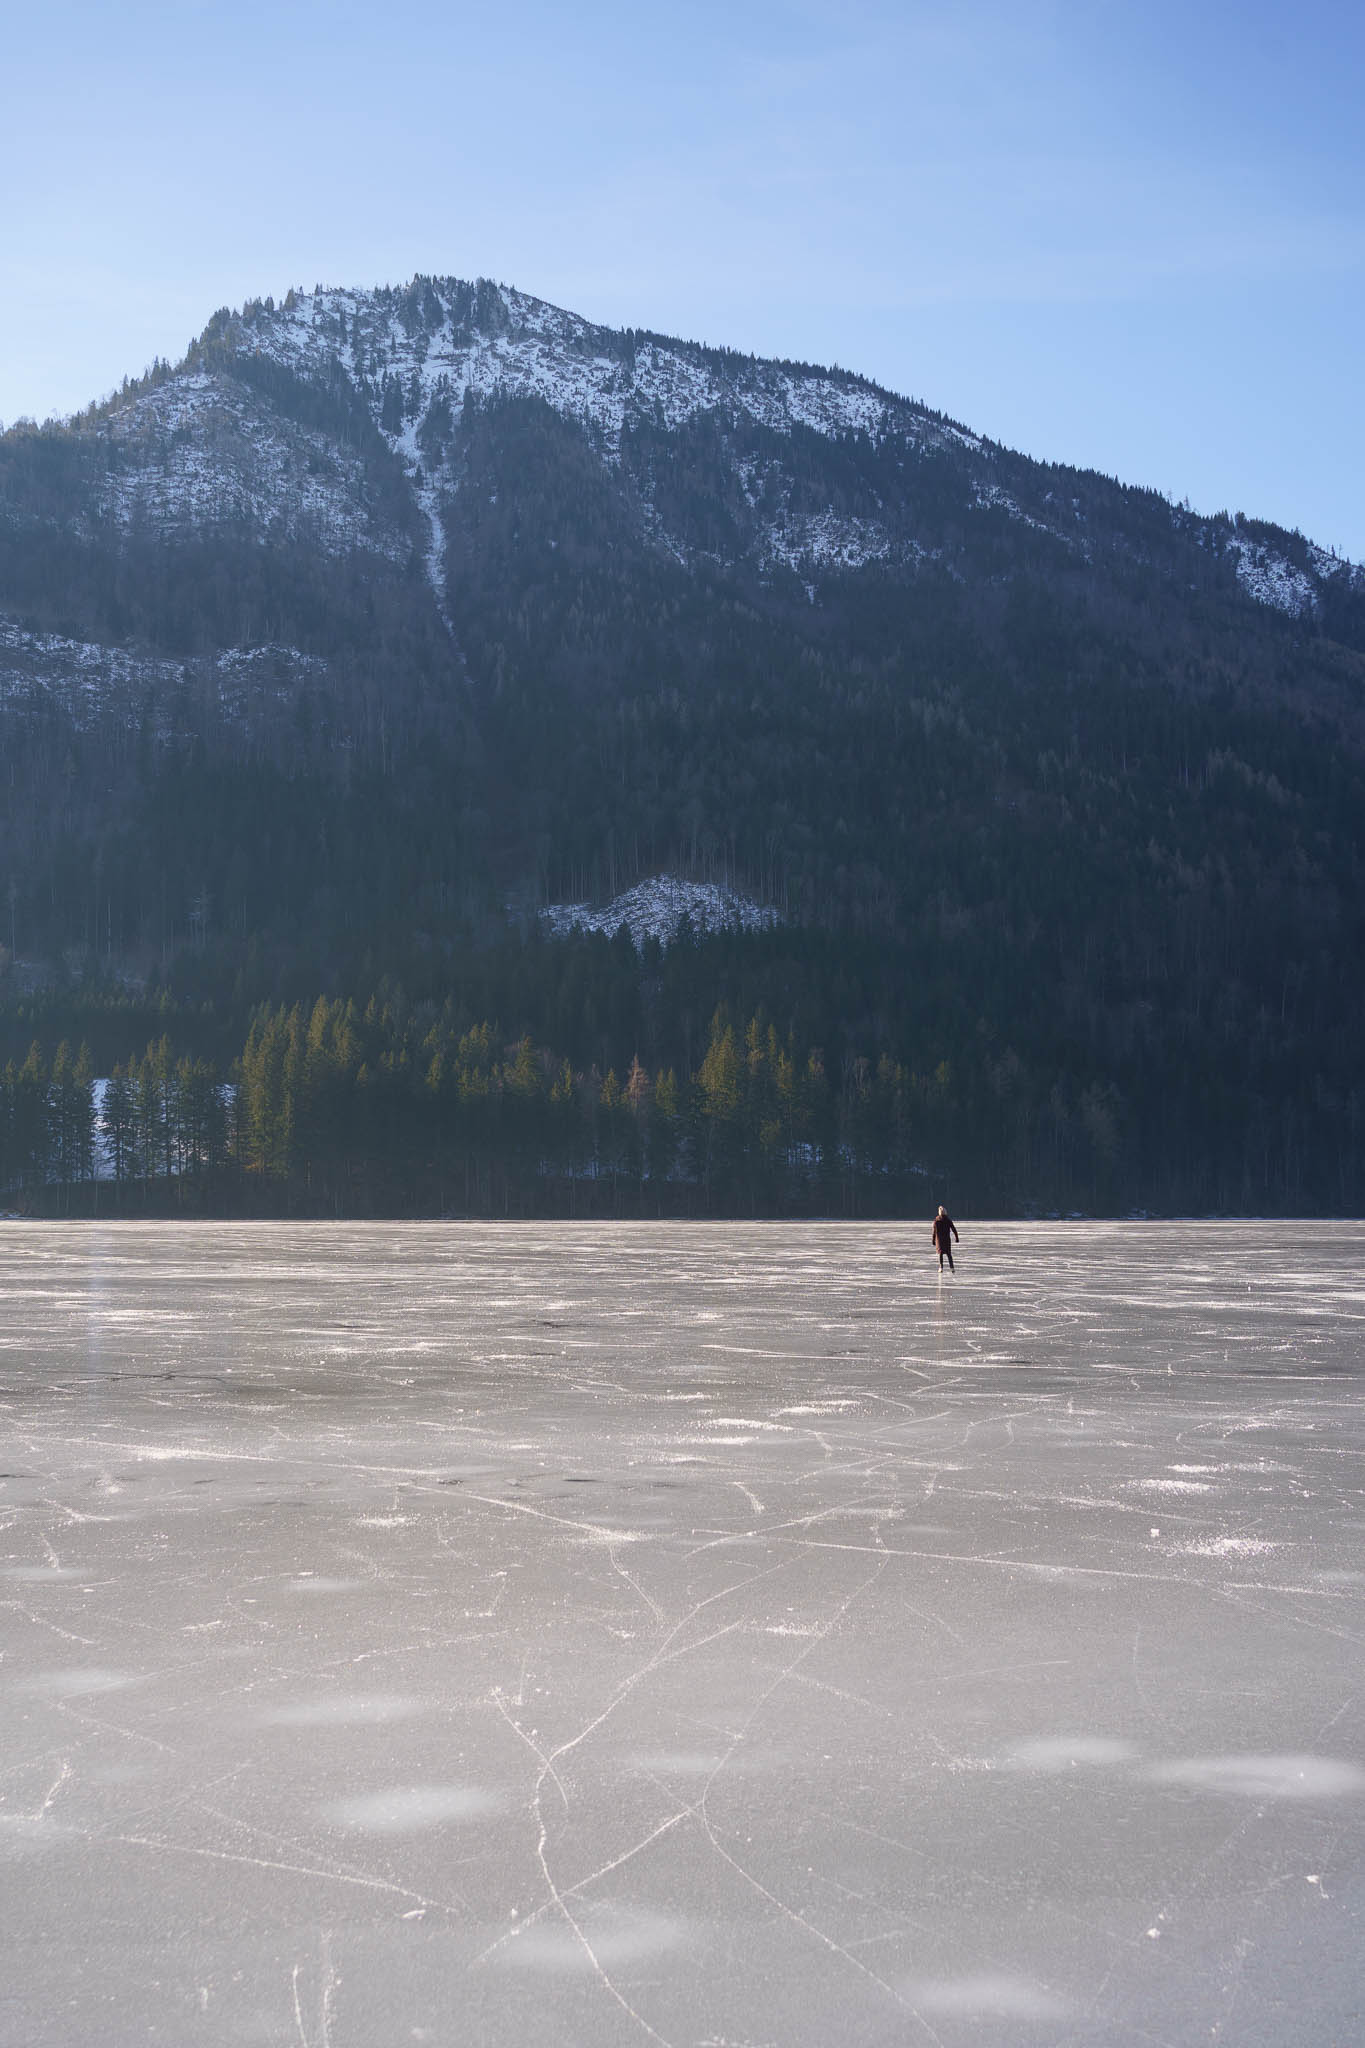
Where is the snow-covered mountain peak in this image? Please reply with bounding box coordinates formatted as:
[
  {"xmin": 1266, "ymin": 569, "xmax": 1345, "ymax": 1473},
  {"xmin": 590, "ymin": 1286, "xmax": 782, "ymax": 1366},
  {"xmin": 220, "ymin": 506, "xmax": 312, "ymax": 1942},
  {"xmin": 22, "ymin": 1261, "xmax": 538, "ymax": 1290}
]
[
  {"xmin": 194, "ymin": 273, "xmax": 1007, "ymax": 610},
  {"xmin": 229, "ymin": 275, "xmax": 973, "ymax": 461},
  {"xmin": 17, "ymin": 270, "xmax": 1361, "ymax": 648}
]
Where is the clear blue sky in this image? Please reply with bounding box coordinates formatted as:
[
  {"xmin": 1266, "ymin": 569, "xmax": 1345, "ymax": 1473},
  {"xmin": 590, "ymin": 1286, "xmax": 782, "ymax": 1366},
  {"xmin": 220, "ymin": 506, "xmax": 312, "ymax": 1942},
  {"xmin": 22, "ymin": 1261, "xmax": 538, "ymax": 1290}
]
[{"xmin": 3, "ymin": 0, "xmax": 1361, "ymax": 555}]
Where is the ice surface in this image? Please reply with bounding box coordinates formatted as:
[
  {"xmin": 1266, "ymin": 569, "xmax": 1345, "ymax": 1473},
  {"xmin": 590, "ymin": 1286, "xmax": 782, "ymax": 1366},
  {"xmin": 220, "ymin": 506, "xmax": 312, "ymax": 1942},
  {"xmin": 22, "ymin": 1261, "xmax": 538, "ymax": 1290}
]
[{"xmin": 1, "ymin": 1220, "xmax": 1362, "ymax": 2046}]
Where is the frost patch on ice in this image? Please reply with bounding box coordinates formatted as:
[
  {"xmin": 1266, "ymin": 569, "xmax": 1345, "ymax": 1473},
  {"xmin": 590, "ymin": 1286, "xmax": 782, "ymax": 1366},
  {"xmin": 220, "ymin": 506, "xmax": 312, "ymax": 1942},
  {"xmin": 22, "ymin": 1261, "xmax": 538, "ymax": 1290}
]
[
  {"xmin": 903, "ymin": 1974, "xmax": 1070, "ymax": 2019},
  {"xmin": 1174, "ymin": 1536, "xmax": 1279, "ymax": 1558},
  {"xmin": 21, "ymin": 1668, "xmax": 137, "ymax": 1697},
  {"xmin": 324, "ymin": 1785, "xmax": 503, "ymax": 1833},
  {"xmin": 260, "ymin": 1693, "xmax": 426, "ymax": 1727},
  {"xmin": 630, "ymin": 1751, "xmax": 731, "ymax": 1777},
  {"xmin": 0, "ymin": 1815, "xmax": 75, "ymax": 1857},
  {"xmin": 1004, "ymin": 1736, "xmax": 1139, "ymax": 1772},
  {"xmin": 496, "ymin": 1904, "xmax": 688, "ymax": 1972},
  {"xmin": 1136, "ymin": 1478, "xmax": 1214, "ymax": 1494},
  {"xmin": 1152, "ymin": 1755, "xmax": 1365, "ymax": 1799},
  {"xmin": 540, "ymin": 875, "xmax": 777, "ymax": 949},
  {"xmin": 776, "ymin": 1401, "xmax": 860, "ymax": 1415}
]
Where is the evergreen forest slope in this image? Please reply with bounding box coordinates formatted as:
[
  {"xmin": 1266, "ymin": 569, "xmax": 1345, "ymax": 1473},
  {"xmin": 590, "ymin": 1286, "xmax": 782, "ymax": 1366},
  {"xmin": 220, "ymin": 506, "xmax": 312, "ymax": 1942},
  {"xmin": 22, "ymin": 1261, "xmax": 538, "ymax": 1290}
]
[{"xmin": 2, "ymin": 276, "xmax": 1364, "ymax": 1216}]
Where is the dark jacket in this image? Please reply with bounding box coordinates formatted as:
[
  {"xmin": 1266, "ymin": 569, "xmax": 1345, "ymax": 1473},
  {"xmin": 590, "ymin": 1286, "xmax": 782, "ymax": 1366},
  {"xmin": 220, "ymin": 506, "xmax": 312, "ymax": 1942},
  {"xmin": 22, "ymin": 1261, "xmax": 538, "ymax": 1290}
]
[{"xmin": 931, "ymin": 1212, "xmax": 958, "ymax": 1251}]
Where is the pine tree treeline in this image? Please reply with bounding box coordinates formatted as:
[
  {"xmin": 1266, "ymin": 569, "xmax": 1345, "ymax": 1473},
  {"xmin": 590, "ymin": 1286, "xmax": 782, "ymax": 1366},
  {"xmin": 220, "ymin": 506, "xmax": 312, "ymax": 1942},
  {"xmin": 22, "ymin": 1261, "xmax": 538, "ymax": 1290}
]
[
  {"xmin": 0, "ymin": 1040, "xmax": 97, "ymax": 1198},
  {"xmin": 3, "ymin": 896, "xmax": 1361, "ymax": 1218},
  {"xmin": 0, "ymin": 1002, "xmax": 936, "ymax": 1218},
  {"xmin": 0, "ymin": 1037, "xmax": 227, "ymax": 1206}
]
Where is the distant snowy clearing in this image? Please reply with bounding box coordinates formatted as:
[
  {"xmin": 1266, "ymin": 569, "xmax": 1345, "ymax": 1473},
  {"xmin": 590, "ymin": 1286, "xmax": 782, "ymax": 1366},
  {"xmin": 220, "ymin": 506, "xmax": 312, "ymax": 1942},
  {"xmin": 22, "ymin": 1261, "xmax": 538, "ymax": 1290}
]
[{"xmin": 539, "ymin": 875, "xmax": 778, "ymax": 948}]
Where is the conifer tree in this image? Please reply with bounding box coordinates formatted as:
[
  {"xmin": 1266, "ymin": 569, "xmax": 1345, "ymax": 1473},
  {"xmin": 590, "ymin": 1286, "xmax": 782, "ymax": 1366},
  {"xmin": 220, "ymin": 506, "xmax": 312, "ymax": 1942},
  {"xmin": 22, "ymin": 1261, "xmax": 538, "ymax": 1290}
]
[
  {"xmin": 12, "ymin": 1043, "xmax": 50, "ymax": 1192},
  {"xmin": 101, "ymin": 1064, "xmax": 137, "ymax": 1184},
  {"xmin": 697, "ymin": 1009, "xmax": 742, "ymax": 1194}
]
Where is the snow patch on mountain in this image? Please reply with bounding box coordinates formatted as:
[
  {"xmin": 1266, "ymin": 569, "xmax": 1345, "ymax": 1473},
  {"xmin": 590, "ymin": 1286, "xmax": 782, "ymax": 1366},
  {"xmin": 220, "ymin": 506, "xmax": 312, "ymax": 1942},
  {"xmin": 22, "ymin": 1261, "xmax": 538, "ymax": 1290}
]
[
  {"xmin": 0, "ymin": 621, "xmax": 327, "ymax": 732},
  {"xmin": 763, "ymin": 512, "xmax": 896, "ymax": 574},
  {"xmin": 541, "ymin": 876, "xmax": 778, "ymax": 949},
  {"xmin": 390, "ymin": 412, "xmax": 453, "ymax": 631},
  {"xmin": 972, "ymin": 482, "xmax": 1054, "ymax": 535},
  {"xmin": 772, "ymin": 371, "xmax": 897, "ymax": 443},
  {"xmin": 257, "ymin": 282, "xmax": 953, "ymax": 459},
  {"xmin": 1307, "ymin": 542, "xmax": 1365, "ymax": 591},
  {"xmin": 1230, "ymin": 540, "xmax": 1318, "ymax": 618},
  {"xmin": 95, "ymin": 373, "xmax": 404, "ymax": 562}
]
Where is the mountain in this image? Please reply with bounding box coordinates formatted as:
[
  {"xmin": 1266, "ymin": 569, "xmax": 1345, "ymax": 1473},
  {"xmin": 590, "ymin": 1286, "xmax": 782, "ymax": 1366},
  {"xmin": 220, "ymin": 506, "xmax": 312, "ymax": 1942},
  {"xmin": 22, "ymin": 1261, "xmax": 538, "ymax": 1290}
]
[{"xmin": 3, "ymin": 275, "xmax": 1365, "ymax": 1216}]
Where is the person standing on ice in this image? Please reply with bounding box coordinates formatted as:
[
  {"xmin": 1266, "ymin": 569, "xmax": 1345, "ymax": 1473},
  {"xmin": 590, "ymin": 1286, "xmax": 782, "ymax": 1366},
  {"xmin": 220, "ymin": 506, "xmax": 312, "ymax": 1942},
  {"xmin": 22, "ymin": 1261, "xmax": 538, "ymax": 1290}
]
[{"xmin": 931, "ymin": 1205, "xmax": 959, "ymax": 1273}]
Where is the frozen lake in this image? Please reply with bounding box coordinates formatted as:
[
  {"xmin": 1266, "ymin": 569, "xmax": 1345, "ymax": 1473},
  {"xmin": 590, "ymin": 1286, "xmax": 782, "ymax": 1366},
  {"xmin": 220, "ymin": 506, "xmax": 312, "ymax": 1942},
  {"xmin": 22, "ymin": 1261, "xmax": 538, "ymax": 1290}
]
[{"xmin": 1, "ymin": 1221, "xmax": 1362, "ymax": 2047}]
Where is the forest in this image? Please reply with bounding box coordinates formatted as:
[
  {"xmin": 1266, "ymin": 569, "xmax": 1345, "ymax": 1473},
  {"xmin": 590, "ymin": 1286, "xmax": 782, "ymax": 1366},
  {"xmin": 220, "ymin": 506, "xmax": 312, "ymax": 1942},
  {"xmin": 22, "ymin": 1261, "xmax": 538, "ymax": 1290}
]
[{"xmin": 3, "ymin": 904, "xmax": 1357, "ymax": 1218}]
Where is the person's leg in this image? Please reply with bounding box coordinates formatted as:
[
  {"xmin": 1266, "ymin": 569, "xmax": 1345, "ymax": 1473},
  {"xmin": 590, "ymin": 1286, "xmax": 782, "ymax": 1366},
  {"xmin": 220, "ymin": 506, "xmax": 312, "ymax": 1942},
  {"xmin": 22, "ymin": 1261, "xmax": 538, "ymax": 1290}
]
[{"xmin": 946, "ymin": 1247, "xmax": 954, "ymax": 1272}]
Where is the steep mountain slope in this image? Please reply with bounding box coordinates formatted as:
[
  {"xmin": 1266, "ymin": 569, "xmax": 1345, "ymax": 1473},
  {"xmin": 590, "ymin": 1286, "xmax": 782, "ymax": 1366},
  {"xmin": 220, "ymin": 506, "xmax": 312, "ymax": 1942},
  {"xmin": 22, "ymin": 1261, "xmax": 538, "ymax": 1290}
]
[
  {"xmin": 7, "ymin": 275, "xmax": 1363, "ymax": 685},
  {"xmin": 227, "ymin": 279, "xmax": 1365, "ymax": 627},
  {"xmin": 2, "ymin": 274, "xmax": 1364, "ymax": 1212}
]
